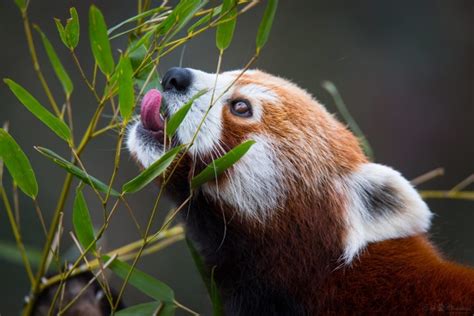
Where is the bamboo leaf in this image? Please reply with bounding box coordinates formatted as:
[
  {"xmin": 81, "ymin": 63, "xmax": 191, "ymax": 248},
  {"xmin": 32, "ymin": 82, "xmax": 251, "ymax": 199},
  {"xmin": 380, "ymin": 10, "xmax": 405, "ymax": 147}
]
[
  {"xmin": 158, "ymin": 303, "xmax": 176, "ymax": 316},
  {"xmin": 166, "ymin": 89, "xmax": 207, "ymax": 137},
  {"xmin": 54, "ymin": 8, "xmax": 80, "ymax": 49},
  {"xmin": 89, "ymin": 5, "xmax": 115, "ymax": 76},
  {"xmin": 191, "ymin": 140, "xmax": 255, "ymax": 189},
  {"xmin": 0, "ymin": 129, "xmax": 38, "ymax": 198},
  {"xmin": 122, "ymin": 145, "xmax": 185, "ymax": 194},
  {"xmin": 322, "ymin": 81, "xmax": 374, "ymax": 160},
  {"xmin": 108, "ymin": 7, "xmax": 165, "ymax": 35},
  {"xmin": 186, "ymin": 238, "xmax": 223, "ymax": 315},
  {"xmin": 187, "ymin": 5, "xmax": 221, "ymax": 34},
  {"xmin": 104, "ymin": 255, "xmax": 175, "ymax": 303},
  {"xmin": 117, "ymin": 56, "xmax": 135, "ymax": 120},
  {"xmin": 135, "ymin": 63, "xmax": 161, "ymax": 93},
  {"xmin": 128, "ymin": 36, "xmax": 161, "ymax": 92},
  {"xmin": 0, "ymin": 240, "xmax": 42, "ymax": 268},
  {"xmin": 65, "ymin": 7, "xmax": 80, "ymax": 49},
  {"xmin": 127, "ymin": 36, "xmax": 163, "ymax": 93},
  {"xmin": 256, "ymin": 0, "xmax": 278, "ymax": 53},
  {"xmin": 54, "ymin": 19, "xmax": 69, "ymax": 47},
  {"xmin": 159, "ymin": 0, "xmax": 192, "ymax": 35},
  {"xmin": 34, "ymin": 26, "xmax": 74, "ymax": 97},
  {"xmin": 127, "ymin": 30, "xmax": 154, "ymax": 55},
  {"xmin": 14, "ymin": 0, "xmax": 27, "ymax": 11},
  {"xmin": 115, "ymin": 302, "xmax": 161, "ymax": 316},
  {"xmin": 73, "ymin": 186, "xmax": 96, "ymax": 253},
  {"xmin": 166, "ymin": 0, "xmax": 207, "ymax": 41},
  {"xmin": 0, "ymin": 139, "xmax": 3, "ymax": 185},
  {"xmin": 4, "ymin": 79, "xmax": 71, "ymax": 142},
  {"xmin": 216, "ymin": 0, "xmax": 237, "ymax": 51},
  {"xmin": 35, "ymin": 147, "xmax": 119, "ymax": 196}
]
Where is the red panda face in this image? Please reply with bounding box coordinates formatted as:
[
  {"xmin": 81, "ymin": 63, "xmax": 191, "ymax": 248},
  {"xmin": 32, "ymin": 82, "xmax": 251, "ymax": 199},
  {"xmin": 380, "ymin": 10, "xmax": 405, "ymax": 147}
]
[
  {"xmin": 128, "ymin": 68, "xmax": 365, "ymax": 219},
  {"xmin": 128, "ymin": 68, "xmax": 432, "ymax": 262}
]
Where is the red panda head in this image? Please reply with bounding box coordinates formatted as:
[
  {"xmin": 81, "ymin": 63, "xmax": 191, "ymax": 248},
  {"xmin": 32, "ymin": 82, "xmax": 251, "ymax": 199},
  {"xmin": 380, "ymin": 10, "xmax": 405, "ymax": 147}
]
[{"xmin": 127, "ymin": 68, "xmax": 432, "ymax": 263}]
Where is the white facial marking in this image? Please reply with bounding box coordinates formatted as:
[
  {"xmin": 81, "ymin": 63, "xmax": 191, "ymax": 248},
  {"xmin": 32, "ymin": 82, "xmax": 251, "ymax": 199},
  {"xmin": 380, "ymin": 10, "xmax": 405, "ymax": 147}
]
[
  {"xmin": 341, "ymin": 163, "xmax": 433, "ymax": 263},
  {"xmin": 202, "ymin": 135, "xmax": 285, "ymax": 223},
  {"xmin": 126, "ymin": 122, "xmax": 160, "ymax": 168}
]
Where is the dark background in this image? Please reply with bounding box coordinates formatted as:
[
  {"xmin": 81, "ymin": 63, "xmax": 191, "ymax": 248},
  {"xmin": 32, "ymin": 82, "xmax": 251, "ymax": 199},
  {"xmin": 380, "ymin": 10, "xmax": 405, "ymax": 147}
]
[{"xmin": 0, "ymin": 0, "xmax": 472, "ymax": 314}]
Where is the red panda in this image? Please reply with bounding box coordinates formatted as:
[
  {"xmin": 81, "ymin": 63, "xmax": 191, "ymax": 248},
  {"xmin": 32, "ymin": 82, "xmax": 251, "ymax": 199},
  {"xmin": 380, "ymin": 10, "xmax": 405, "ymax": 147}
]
[{"xmin": 127, "ymin": 67, "xmax": 474, "ymax": 315}]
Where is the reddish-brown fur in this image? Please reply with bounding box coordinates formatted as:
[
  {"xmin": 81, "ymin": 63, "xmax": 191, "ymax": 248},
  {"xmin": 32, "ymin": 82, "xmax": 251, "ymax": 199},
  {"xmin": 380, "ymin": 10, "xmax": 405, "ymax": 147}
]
[{"xmin": 322, "ymin": 236, "xmax": 474, "ymax": 314}]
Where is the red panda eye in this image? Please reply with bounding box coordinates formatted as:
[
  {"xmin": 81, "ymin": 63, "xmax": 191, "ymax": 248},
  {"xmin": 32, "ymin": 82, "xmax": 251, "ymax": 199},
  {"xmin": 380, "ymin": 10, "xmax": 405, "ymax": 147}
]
[{"xmin": 230, "ymin": 100, "xmax": 252, "ymax": 117}]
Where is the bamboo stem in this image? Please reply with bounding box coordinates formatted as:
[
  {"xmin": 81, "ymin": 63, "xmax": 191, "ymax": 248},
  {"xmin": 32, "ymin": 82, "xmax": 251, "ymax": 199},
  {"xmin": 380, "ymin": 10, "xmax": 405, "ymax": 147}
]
[
  {"xmin": 420, "ymin": 190, "xmax": 474, "ymax": 201},
  {"xmin": 0, "ymin": 186, "xmax": 35, "ymax": 284},
  {"xmin": 21, "ymin": 12, "xmax": 61, "ymax": 116}
]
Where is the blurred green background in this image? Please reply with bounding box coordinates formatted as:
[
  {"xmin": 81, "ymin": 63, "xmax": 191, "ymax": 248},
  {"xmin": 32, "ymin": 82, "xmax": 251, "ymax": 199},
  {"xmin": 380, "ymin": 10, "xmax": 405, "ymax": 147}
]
[{"xmin": 0, "ymin": 0, "xmax": 472, "ymax": 314}]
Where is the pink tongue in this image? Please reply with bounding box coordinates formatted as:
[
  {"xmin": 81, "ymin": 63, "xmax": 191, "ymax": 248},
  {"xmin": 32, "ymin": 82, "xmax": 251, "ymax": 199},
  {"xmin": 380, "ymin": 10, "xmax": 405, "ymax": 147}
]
[{"xmin": 140, "ymin": 89, "xmax": 164, "ymax": 131}]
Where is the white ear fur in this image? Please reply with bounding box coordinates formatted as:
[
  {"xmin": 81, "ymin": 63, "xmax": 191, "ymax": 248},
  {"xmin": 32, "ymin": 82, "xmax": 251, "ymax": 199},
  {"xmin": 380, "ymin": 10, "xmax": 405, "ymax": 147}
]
[{"xmin": 341, "ymin": 163, "xmax": 433, "ymax": 263}]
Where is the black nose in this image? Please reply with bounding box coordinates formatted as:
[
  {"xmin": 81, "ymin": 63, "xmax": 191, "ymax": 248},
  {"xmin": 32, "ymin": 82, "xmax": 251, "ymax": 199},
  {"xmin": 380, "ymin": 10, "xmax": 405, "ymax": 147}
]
[{"xmin": 162, "ymin": 67, "xmax": 192, "ymax": 92}]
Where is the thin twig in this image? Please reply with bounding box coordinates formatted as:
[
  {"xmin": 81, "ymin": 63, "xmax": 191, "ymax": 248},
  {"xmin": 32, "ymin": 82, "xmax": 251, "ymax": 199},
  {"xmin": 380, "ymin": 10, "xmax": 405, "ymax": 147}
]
[
  {"xmin": 449, "ymin": 174, "xmax": 474, "ymax": 193},
  {"xmin": 33, "ymin": 199, "xmax": 48, "ymax": 236},
  {"xmin": 12, "ymin": 183, "xmax": 21, "ymax": 227},
  {"xmin": 0, "ymin": 186, "xmax": 35, "ymax": 284},
  {"xmin": 69, "ymin": 233, "xmax": 115, "ymax": 308},
  {"xmin": 70, "ymin": 51, "xmax": 100, "ymax": 102},
  {"xmin": 58, "ymin": 255, "xmax": 117, "ymax": 315},
  {"xmin": 21, "ymin": 11, "xmax": 61, "ymax": 116},
  {"xmin": 420, "ymin": 190, "xmax": 474, "ymax": 201},
  {"xmin": 39, "ymin": 226, "xmax": 184, "ymax": 289},
  {"xmin": 411, "ymin": 168, "xmax": 445, "ymax": 186}
]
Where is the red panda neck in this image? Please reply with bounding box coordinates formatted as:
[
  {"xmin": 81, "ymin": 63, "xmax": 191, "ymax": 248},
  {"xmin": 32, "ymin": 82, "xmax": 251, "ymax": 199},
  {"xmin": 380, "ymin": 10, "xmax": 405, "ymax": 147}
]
[{"xmin": 182, "ymin": 185, "xmax": 347, "ymax": 313}]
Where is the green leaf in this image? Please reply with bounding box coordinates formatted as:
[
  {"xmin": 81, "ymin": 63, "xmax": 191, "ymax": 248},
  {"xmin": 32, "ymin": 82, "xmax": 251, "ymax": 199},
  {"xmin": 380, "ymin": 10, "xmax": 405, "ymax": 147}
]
[
  {"xmin": 65, "ymin": 8, "xmax": 80, "ymax": 49},
  {"xmin": 0, "ymin": 240, "xmax": 42, "ymax": 268},
  {"xmin": 128, "ymin": 36, "xmax": 161, "ymax": 92},
  {"xmin": 187, "ymin": 5, "xmax": 221, "ymax": 34},
  {"xmin": 127, "ymin": 30, "xmax": 154, "ymax": 55},
  {"xmin": 89, "ymin": 5, "xmax": 115, "ymax": 76},
  {"xmin": 35, "ymin": 147, "xmax": 119, "ymax": 196},
  {"xmin": 158, "ymin": 303, "xmax": 176, "ymax": 316},
  {"xmin": 256, "ymin": 0, "xmax": 278, "ymax": 53},
  {"xmin": 115, "ymin": 302, "xmax": 161, "ymax": 316},
  {"xmin": 34, "ymin": 26, "xmax": 74, "ymax": 97},
  {"xmin": 54, "ymin": 19, "xmax": 69, "ymax": 47},
  {"xmin": 135, "ymin": 63, "xmax": 161, "ymax": 93},
  {"xmin": 216, "ymin": 0, "xmax": 237, "ymax": 51},
  {"xmin": 122, "ymin": 145, "xmax": 184, "ymax": 194},
  {"xmin": 14, "ymin": 0, "xmax": 27, "ymax": 11},
  {"xmin": 117, "ymin": 56, "xmax": 135, "ymax": 120},
  {"xmin": 322, "ymin": 81, "xmax": 374, "ymax": 160},
  {"xmin": 166, "ymin": 0, "xmax": 208, "ymax": 41},
  {"xmin": 108, "ymin": 7, "xmax": 165, "ymax": 35},
  {"xmin": 73, "ymin": 186, "xmax": 96, "ymax": 253},
  {"xmin": 166, "ymin": 89, "xmax": 207, "ymax": 137},
  {"xmin": 4, "ymin": 79, "xmax": 71, "ymax": 142},
  {"xmin": 186, "ymin": 238, "xmax": 223, "ymax": 315},
  {"xmin": 0, "ymin": 129, "xmax": 38, "ymax": 198},
  {"xmin": 159, "ymin": 0, "xmax": 194, "ymax": 35},
  {"xmin": 191, "ymin": 140, "xmax": 255, "ymax": 189},
  {"xmin": 104, "ymin": 255, "xmax": 175, "ymax": 303},
  {"xmin": 54, "ymin": 8, "xmax": 80, "ymax": 49}
]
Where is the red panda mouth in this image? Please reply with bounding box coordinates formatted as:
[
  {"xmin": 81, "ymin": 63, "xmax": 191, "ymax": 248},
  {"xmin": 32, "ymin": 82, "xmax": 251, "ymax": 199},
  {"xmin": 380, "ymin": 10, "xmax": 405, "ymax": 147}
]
[{"xmin": 140, "ymin": 89, "xmax": 166, "ymax": 144}]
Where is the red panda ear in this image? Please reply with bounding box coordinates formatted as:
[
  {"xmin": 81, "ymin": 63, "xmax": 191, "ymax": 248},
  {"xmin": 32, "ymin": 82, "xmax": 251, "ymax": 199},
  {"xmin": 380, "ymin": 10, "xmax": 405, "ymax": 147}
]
[{"xmin": 341, "ymin": 163, "xmax": 433, "ymax": 263}]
